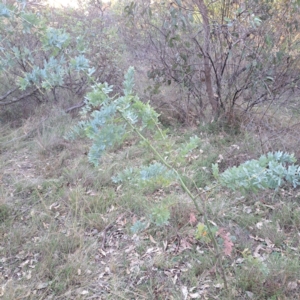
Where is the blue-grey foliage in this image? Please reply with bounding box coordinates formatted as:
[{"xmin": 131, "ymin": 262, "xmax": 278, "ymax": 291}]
[
  {"xmin": 71, "ymin": 55, "xmax": 91, "ymax": 72},
  {"xmin": 111, "ymin": 167, "xmax": 135, "ymax": 184},
  {"xmin": 111, "ymin": 162, "xmax": 176, "ymax": 187},
  {"xmin": 130, "ymin": 220, "xmax": 148, "ymax": 234},
  {"xmin": 20, "ymin": 57, "xmax": 66, "ymax": 90},
  {"xmin": 213, "ymin": 151, "xmax": 300, "ymax": 192},
  {"xmin": 140, "ymin": 162, "xmax": 175, "ymax": 181},
  {"xmin": 42, "ymin": 27, "xmax": 70, "ymax": 50},
  {"xmin": 67, "ymin": 67, "xmax": 160, "ymax": 167},
  {"xmin": 0, "ymin": 2, "xmax": 94, "ymax": 98},
  {"xmin": 0, "ymin": 4, "xmax": 12, "ymax": 18}
]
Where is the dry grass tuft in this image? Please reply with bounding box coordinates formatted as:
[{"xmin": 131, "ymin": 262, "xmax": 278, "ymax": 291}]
[{"xmin": 1, "ymin": 101, "xmax": 300, "ymax": 299}]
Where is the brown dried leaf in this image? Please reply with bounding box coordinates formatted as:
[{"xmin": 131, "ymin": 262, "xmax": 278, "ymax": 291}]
[
  {"xmin": 180, "ymin": 238, "xmax": 192, "ymax": 251},
  {"xmin": 217, "ymin": 228, "xmax": 234, "ymax": 256},
  {"xmin": 149, "ymin": 234, "xmax": 157, "ymax": 244},
  {"xmin": 189, "ymin": 212, "xmax": 197, "ymax": 226}
]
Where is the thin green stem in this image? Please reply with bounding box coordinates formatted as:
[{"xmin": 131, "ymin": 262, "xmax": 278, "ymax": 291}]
[
  {"xmin": 202, "ymin": 193, "xmax": 228, "ymax": 291},
  {"xmin": 120, "ymin": 111, "xmax": 202, "ymax": 213}
]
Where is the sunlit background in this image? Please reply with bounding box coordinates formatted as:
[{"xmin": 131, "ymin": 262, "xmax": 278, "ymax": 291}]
[
  {"xmin": 47, "ymin": 0, "xmax": 78, "ymax": 7},
  {"xmin": 46, "ymin": 0, "xmax": 111, "ymax": 8}
]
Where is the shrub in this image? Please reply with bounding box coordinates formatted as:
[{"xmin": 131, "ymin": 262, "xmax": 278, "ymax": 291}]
[
  {"xmin": 213, "ymin": 151, "xmax": 300, "ymax": 193},
  {"xmin": 0, "ymin": 1, "xmax": 123, "ymax": 119},
  {"xmin": 121, "ymin": 0, "xmax": 300, "ymax": 120}
]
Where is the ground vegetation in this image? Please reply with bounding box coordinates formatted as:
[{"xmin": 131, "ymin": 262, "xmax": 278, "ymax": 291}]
[{"xmin": 1, "ymin": 0, "xmax": 300, "ymax": 299}]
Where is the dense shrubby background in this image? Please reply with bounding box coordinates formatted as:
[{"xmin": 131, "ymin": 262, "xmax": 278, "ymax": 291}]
[
  {"xmin": 0, "ymin": 0, "xmax": 124, "ymax": 122},
  {"xmin": 1, "ymin": 0, "xmax": 299, "ymax": 124}
]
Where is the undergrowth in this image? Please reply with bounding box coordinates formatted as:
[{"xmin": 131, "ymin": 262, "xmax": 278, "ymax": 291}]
[
  {"xmin": 0, "ymin": 0, "xmax": 300, "ymax": 298},
  {"xmin": 1, "ymin": 71, "xmax": 300, "ymax": 299}
]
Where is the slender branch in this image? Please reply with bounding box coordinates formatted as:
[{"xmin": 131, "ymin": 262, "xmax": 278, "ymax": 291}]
[
  {"xmin": 0, "ymin": 87, "xmax": 19, "ymax": 101},
  {"xmin": 65, "ymin": 101, "xmax": 85, "ymax": 113},
  {"xmin": 119, "ymin": 110, "xmax": 202, "ymax": 213},
  {"xmin": 0, "ymin": 88, "xmax": 38, "ymax": 106}
]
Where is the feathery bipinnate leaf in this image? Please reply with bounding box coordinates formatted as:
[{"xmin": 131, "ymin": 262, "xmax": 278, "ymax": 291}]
[
  {"xmin": 213, "ymin": 151, "xmax": 300, "ymax": 192},
  {"xmin": 67, "ymin": 67, "xmax": 163, "ymax": 166}
]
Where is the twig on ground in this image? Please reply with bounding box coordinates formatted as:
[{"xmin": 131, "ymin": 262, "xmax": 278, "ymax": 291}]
[{"xmin": 101, "ymin": 223, "xmax": 114, "ymax": 249}]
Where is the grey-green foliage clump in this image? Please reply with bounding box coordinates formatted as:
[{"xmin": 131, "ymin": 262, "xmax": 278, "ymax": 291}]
[
  {"xmin": 68, "ymin": 67, "xmax": 202, "ymax": 215},
  {"xmin": 112, "ymin": 162, "xmax": 176, "ymax": 186},
  {"xmin": 0, "ymin": 4, "xmax": 92, "ymax": 90},
  {"xmin": 0, "ymin": 1, "xmax": 99, "ymax": 110},
  {"xmin": 67, "ymin": 67, "xmax": 160, "ymax": 166},
  {"xmin": 213, "ymin": 151, "xmax": 300, "ymax": 193}
]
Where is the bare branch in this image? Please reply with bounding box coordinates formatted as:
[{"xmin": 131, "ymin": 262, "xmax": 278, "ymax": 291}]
[
  {"xmin": 0, "ymin": 87, "xmax": 19, "ymax": 101},
  {"xmin": 0, "ymin": 88, "xmax": 38, "ymax": 106},
  {"xmin": 65, "ymin": 101, "xmax": 85, "ymax": 113}
]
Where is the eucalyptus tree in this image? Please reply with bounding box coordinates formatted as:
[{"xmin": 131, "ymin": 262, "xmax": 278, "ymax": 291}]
[{"xmin": 121, "ymin": 0, "xmax": 300, "ymax": 121}]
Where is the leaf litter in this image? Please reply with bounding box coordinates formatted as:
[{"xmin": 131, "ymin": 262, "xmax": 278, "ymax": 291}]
[{"xmin": 1, "ymin": 126, "xmax": 300, "ymax": 299}]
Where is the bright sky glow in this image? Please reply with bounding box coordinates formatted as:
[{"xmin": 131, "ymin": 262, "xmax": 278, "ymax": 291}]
[
  {"xmin": 47, "ymin": 0, "xmax": 110, "ymax": 8},
  {"xmin": 47, "ymin": 0, "xmax": 79, "ymax": 8}
]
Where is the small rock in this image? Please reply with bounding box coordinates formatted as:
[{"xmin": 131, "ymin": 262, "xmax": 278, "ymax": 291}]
[
  {"xmin": 92, "ymin": 229, "xmax": 98, "ymax": 235},
  {"xmin": 36, "ymin": 282, "xmax": 49, "ymax": 290},
  {"xmin": 287, "ymin": 281, "xmax": 298, "ymax": 291},
  {"xmin": 246, "ymin": 291, "xmax": 254, "ymax": 298}
]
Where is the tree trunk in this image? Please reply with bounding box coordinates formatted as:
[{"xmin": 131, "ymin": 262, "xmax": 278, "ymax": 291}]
[{"xmin": 196, "ymin": 0, "xmax": 220, "ymax": 118}]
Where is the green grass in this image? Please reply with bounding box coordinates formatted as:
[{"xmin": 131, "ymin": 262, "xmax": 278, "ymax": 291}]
[{"xmin": 1, "ymin": 105, "xmax": 300, "ymax": 299}]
